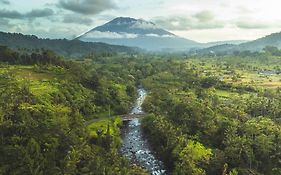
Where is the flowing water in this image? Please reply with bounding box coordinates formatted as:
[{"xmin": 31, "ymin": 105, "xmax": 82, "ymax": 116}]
[{"xmin": 120, "ymin": 88, "xmax": 166, "ymax": 175}]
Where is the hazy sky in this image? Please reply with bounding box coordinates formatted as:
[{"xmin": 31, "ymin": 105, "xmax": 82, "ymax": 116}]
[{"xmin": 1, "ymin": 0, "xmax": 281, "ymax": 42}]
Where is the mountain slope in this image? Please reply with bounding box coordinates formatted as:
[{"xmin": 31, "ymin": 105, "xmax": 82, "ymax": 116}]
[
  {"xmin": 78, "ymin": 17, "xmax": 201, "ymax": 51},
  {"xmin": 238, "ymin": 32, "xmax": 281, "ymax": 51},
  {"xmin": 197, "ymin": 44, "xmax": 237, "ymax": 55},
  {"xmin": 0, "ymin": 31, "xmax": 138, "ymax": 57},
  {"xmin": 197, "ymin": 32, "xmax": 281, "ymax": 54},
  {"xmin": 204, "ymin": 40, "xmax": 247, "ymax": 47}
]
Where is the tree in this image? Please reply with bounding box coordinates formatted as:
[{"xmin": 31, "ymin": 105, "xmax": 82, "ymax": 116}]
[
  {"xmin": 263, "ymin": 46, "xmax": 281, "ymax": 56},
  {"xmin": 174, "ymin": 140, "xmax": 212, "ymax": 175}
]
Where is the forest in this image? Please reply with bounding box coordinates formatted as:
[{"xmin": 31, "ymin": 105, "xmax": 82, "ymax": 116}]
[
  {"xmin": 0, "ymin": 32, "xmax": 138, "ymax": 58},
  {"xmin": 1, "ymin": 45, "xmax": 281, "ymax": 175}
]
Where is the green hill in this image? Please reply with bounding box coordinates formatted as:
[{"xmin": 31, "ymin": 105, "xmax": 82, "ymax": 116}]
[{"xmin": 0, "ymin": 31, "xmax": 139, "ymax": 58}]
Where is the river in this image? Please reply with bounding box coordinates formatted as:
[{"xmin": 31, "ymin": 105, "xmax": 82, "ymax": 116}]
[{"xmin": 120, "ymin": 88, "xmax": 167, "ymax": 175}]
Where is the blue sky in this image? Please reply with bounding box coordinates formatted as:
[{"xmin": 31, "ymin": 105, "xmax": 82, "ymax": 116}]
[{"xmin": 1, "ymin": 0, "xmax": 281, "ymax": 42}]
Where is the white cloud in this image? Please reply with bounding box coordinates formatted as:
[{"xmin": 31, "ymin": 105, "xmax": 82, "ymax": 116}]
[
  {"xmin": 153, "ymin": 14, "xmax": 225, "ymax": 31},
  {"xmin": 162, "ymin": 34, "xmax": 175, "ymax": 38},
  {"xmin": 235, "ymin": 19, "xmax": 281, "ymax": 29},
  {"xmin": 83, "ymin": 31, "xmax": 138, "ymax": 39},
  {"xmin": 145, "ymin": 33, "xmax": 175, "ymax": 38},
  {"xmin": 58, "ymin": 0, "xmax": 116, "ymax": 15},
  {"xmin": 145, "ymin": 33, "xmax": 158, "ymax": 37}
]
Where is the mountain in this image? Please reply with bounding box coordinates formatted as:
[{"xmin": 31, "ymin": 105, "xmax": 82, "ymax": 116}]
[
  {"xmin": 196, "ymin": 44, "xmax": 237, "ymax": 55},
  {"xmin": 238, "ymin": 32, "xmax": 281, "ymax": 51},
  {"xmin": 197, "ymin": 32, "xmax": 281, "ymax": 54},
  {"xmin": 77, "ymin": 17, "xmax": 201, "ymax": 51},
  {"xmin": 0, "ymin": 31, "xmax": 138, "ymax": 57},
  {"xmin": 86, "ymin": 17, "xmax": 175, "ymax": 36},
  {"xmin": 204, "ymin": 40, "xmax": 247, "ymax": 47}
]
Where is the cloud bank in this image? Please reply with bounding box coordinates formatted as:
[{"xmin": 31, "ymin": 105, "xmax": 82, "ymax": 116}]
[
  {"xmin": 153, "ymin": 11, "xmax": 225, "ymax": 31},
  {"xmin": 0, "ymin": 0, "xmax": 9, "ymax": 5},
  {"xmin": 235, "ymin": 19, "xmax": 277, "ymax": 29},
  {"xmin": 58, "ymin": 0, "xmax": 116, "ymax": 15},
  {"xmin": 63, "ymin": 14, "xmax": 93, "ymax": 25},
  {"xmin": 83, "ymin": 31, "xmax": 138, "ymax": 39},
  {"xmin": 0, "ymin": 8, "xmax": 54, "ymax": 19}
]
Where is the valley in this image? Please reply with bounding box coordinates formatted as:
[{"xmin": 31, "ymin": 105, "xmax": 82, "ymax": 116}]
[
  {"xmin": 2, "ymin": 46, "xmax": 281, "ymax": 174},
  {"xmin": 1, "ymin": 1, "xmax": 281, "ymax": 174}
]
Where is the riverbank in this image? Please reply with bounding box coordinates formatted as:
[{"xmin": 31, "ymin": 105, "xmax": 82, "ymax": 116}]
[{"xmin": 120, "ymin": 88, "xmax": 166, "ymax": 175}]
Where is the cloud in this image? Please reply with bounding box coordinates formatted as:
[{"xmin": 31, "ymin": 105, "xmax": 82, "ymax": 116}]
[
  {"xmin": 0, "ymin": 9, "xmax": 22, "ymax": 19},
  {"xmin": 153, "ymin": 12, "xmax": 225, "ymax": 31},
  {"xmin": 145, "ymin": 33, "xmax": 175, "ymax": 38},
  {"xmin": 25, "ymin": 8, "xmax": 54, "ymax": 18},
  {"xmin": 193, "ymin": 10, "xmax": 214, "ymax": 22},
  {"xmin": 235, "ymin": 19, "xmax": 276, "ymax": 29},
  {"xmin": 63, "ymin": 14, "xmax": 93, "ymax": 25},
  {"xmin": 145, "ymin": 33, "xmax": 160, "ymax": 37},
  {"xmin": 236, "ymin": 6, "xmax": 254, "ymax": 14},
  {"xmin": 0, "ymin": 18, "xmax": 14, "ymax": 28},
  {"xmin": 83, "ymin": 31, "xmax": 174, "ymax": 39},
  {"xmin": 83, "ymin": 31, "xmax": 138, "ymax": 39},
  {"xmin": 0, "ymin": 8, "xmax": 54, "ymax": 19},
  {"xmin": 58, "ymin": 0, "xmax": 116, "ymax": 15},
  {"xmin": 0, "ymin": 18, "xmax": 9, "ymax": 26},
  {"xmin": 0, "ymin": 0, "xmax": 10, "ymax": 5},
  {"xmin": 0, "ymin": 18, "xmax": 25, "ymax": 33}
]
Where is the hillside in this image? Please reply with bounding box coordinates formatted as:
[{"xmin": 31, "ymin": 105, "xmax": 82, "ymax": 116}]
[
  {"xmin": 198, "ymin": 32, "xmax": 281, "ymax": 54},
  {"xmin": 239, "ymin": 32, "xmax": 281, "ymax": 51},
  {"xmin": 0, "ymin": 47, "xmax": 148, "ymax": 174},
  {"xmin": 196, "ymin": 44, "xmax": 237, "ymax": 55},
  {"xmin": 0, "ymin": 31, "xmax": 138, "ymax": 58}
]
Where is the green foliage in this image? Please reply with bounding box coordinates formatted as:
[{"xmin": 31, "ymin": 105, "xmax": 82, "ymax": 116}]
[
  {"xmin": 0, "ymin": 48, "xmax": 146, "ymax": 174},
  {"xmin": 139, "ymin": 53, "xmax": 281, "ymax": 175},
  {"xmin": 263, "ymin": 46, "xmax": 281, "ymax": 56},
  {"xmin": 0, "ymin": 31, "xmax": 138, "ymax": 58},
  {"xmin": 3, "ymin": 44, "xmax": 281, "ymax": 175},
  {"xmin": 87, "ymin": 118, "xmax": 122, "ymax": 148},
  {"xmin": 174, "ymin": 140, "xmax": 212, "ymax": 175},
  {"xmin": 142, "ymin": 114, "xmax": 212, "ymax": 175}
]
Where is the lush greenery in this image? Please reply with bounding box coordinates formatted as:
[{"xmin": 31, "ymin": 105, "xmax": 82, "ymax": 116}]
[
  {"xmin": 0, "ymin": 47, "xmax": 145, "ymax": 175},
  {"xmin": 140, "ymin": 54, "xmax": 281, "ymax": 175},
  {"xmin": 2, "ymin": 44, "xmax": 281, "ymax": 175}
]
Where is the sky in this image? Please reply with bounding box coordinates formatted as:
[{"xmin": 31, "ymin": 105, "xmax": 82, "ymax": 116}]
[{"xmin": 1, "ymin": 0, "xmax": 281, "ymax": 42}]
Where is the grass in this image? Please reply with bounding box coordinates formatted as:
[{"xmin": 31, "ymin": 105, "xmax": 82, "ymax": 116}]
[
  {"xmin": 14, "ymin": 68, "xmax": 54, "ymax": 81},
  {"xmin": 0, "ymin": 65, "xmax": 63, "ymax": 103},
  {"xmin": 87, "ymin": 117, "xmax": 122, "ymax": 139},
  {"xmin": 29, "ymin": 81, "xmax": 58, "ymax": 96},
  {"xmin": 234, "ymin": 71, "xmax": 281, "ymax": 89},
  {"xmin": 0, "ymin": 65, "xmax": 66, "ymax": 81},
  {"xmin": 186, "ymin": 59, "xmax": 281, "ymax": 89},
  {"xmin": 215, "ymin": 90, "xmax": 237, "ymax": 98}
]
